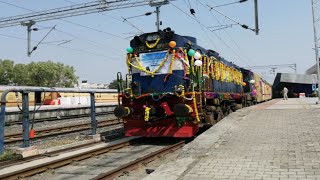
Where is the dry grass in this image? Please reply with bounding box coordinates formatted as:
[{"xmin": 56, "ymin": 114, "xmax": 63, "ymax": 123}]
[{"xmin": 0, "ymin": 150, "xmax": 22, "ymax": 162}]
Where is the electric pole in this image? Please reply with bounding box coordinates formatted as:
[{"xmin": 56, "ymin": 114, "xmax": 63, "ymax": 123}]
[
  {"xmin": 20, "ymin": 20, "xmax": 36, "ymax": 57},
  {"xmin": 311, "ymin": 0, "xmax": 320, "ymax": 102},
  {"xmin": 254, "ymin": 0, "xmax": 259, "ymax": 35},
  {"xmin": 150, "ymin": 0, "xmax": 169, "ymax": 31}
]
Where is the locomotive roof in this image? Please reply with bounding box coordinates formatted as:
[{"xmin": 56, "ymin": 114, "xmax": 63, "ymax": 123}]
[{"xmin": 130, "ymin": 29, "xmax": 240, "ymax": 70}]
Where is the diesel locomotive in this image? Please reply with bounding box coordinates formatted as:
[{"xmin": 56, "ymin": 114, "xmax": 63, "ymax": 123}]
[{"xmin": 114, "ymin": 28, "xmax": 271, "ymax": 138}]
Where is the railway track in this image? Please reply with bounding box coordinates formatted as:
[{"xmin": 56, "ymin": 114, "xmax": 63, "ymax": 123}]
[
  {"xmin": 5, "ymin": 111, "xmax": 114, "ymax": 126},
  {"xmin": 4, "ymin": 118, "xmax": 123, "ymax": 144},
  {"xmin": 0, "ymin": 138, "xmax": 135, "ymax": 180},
  {"xmin": 0, "ymin": 141, "xmax": 99, "ymax": 169},
  {"xmin": 0, "ymin": 138, "xmax": 185, "ymax": 180},
  {"xmin": 92, "ymin": 141, "xmax": 185, "ymax": 180}
]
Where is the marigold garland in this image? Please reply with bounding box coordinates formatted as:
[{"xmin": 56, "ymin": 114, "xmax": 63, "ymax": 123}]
[
  {"xmin": 144, "ymin": 107, "xmax": 151, "ymax": 122},
  {"xmin": 191, "ymin": 56, "xmax": 195, "ymax": 75},
  {"xmin": 169, "ymin": 49, "xmax": 176, "ymax": 74},
  {"xmin": 192, "ymin": 91, "xmax": 200, "ymax": 123},
  {"xmin": 203, "ymin": 56, "xmax": 207, "ymax": 74},
  {"xmin": 126, "ymin": 54, "xmax": 132, "ymax": 73},
  {"xmin": 127, "ymin": 49, "xmax": 243, "ymax": 84},
  {"xmin": 145, "ymin": 38, "xmax": 160, "ymax": 48},
  {"xmin": 183, "ymin": 49, "xmax": 190, "ymax": 75},
  {"xmin": 210, "ymin": 57, "xmax": 215, "ymax": 79}
]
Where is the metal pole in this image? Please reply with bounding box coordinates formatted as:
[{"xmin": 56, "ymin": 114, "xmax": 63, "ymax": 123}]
[
  {"xmin": 90, "ymin": 93, "xmax": 97, "ymax": 135},
  {"xmin": 27, "ymin": 25, "xmax": 32, "ymax": 57},
  {"xmin": 0, "ymin": 98, "xmax": 6, "ymax": 153},
  {"xmin": 254, "ymin": 0, "xmax": 259, "ymax": 35},
  {"xmin": 156, "ymin": 6, "xmax": 160, "ymax": 31},
  {"xmin": 311, "ymin": 0, "xmax": 320, "ymax": 102},
  {"xmin": 22, "ymin": 91, "xmax": 30, "ymax": 147},
  {"xmin": 21, "ymin": 20, "xmax": 35, "ymax": 57}
]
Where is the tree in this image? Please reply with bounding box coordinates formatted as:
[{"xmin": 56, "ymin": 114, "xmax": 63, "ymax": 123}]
[
  {"xmin": 108, "ymin": 79, "xmax": 119, "ymax": 89},
  {"xmin": 108, "ymin": 79, "xmax": 126, "ymax": 89},
  {"xmin": 27, "ymin": 61, "xmax": 78, "ymax": 87},
  {"xmin": 0, "ymin": 60, "xmax": 14, "ymax": 85},
  {"xmin": 0, "ymin": 60, "xmax": 78, "ymax": 87},
  {"xmin": 13, "ymin": 63, "xmax": 30, "ymax": 86}
]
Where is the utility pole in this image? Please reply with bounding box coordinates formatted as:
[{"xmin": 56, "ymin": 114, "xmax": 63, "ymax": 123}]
[
  {"xmin": 150, "ymin": 0, "xmax": 169, "ymax": 31},
  {"xmin": 311, "ymin": 0, "xmax": 320, "ymax": 102},
  {"xmin": 254, "ymin": 0, "xmax": 259, "ymax": 35},
  {"xmin": 20, "ymin": 20, "xmax": 36, "ymax": 57},
  {"xmin": 155, "ymin": 6, "xmax": 160, "ymax": 31}
]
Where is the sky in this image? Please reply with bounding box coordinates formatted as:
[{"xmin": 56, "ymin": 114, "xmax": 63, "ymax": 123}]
[{"xmin": 0, "ymin": 0, "xmax": 317, "ymax": 84}]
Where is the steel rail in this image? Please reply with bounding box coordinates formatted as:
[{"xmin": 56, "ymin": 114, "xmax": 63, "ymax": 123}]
[
  {"xmin": 5, "ymin": 118, "xmax": 123, "ymax": 143},
  {"xmin": 5, "ymin": 111, "xmax": 114, "ymax": 126},
  {"xmin": 0, "ymin": 141, "xmax": 99, "ymax": 169},
  {"xmin": 91, "ymin": 141, "xmax": 185, "ymax": 180},
  {"xmin": 0, "ymin": 139, "xmax": 136, "ymax": 179}
]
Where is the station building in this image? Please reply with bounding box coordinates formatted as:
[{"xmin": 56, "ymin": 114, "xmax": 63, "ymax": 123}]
[{"xmin": 272, "ymin": 65, "xmax": 318, "ymax": 98}]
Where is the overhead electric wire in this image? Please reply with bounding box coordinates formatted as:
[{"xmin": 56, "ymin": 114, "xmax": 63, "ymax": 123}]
[
  {"xmin": 199, "ymin": 0, "xmax": 241, "ymax": 50},
  {"xmin": 170, "ymin": 2, "xmax": 249, "ymax": 66},
  {"xmin": 193, "ymin": 15, "xmax": 219, "ymax": 51},
  {"xmin": 205, "ymin": 2, "xmax": 255, "ymax": 32},
  {"xmin": 198, "ymin": 0, "xmax": 255, "ymax": 65},
  {"xmin": 213, "ymin": 0, "xmax": 247, "ymax": 8},
  {"xmin": 0, "ymin": 33, "xmax": 121, "ymax": 60},
  {"xmin": 0, "ymin": 0, "xmax": 125, "ymax": 56},
  {"xmin": 61, "ymin": 0, "xmax": 144, "ymax": 49},
  {"xmin": 0, "ymin": 0, "xmax": 127, "ymax": 40},
  {"xmin": 63, "ymin": 0, "xmax": 145, "ymax": 38},
  {"xmin": 0, "ymin": 0, "xmax": 167, "ymax": 28}
]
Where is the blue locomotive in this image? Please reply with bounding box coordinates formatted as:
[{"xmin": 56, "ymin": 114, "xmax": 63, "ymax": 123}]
[{"xmin": 114, "ymin": 28, "xmax": 270, "ymax": 137}]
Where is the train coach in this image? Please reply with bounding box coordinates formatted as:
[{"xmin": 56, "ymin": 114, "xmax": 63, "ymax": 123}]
[
  {"xmin": 0, "ymin": 85, "xmax": 118, "ymax": 107},
  {"xmin": 114, "ymin": 28, "xmax": 272, "ymax": 138}
]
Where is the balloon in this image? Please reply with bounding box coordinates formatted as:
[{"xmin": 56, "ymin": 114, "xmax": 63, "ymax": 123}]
[
  {"xmin": 126, "ymin": 47, "xmax": 133, "ymax": 53},
  {"xmin": 168, "ymin": 41, "xmax": 176, "ymax": 48},
  {"xmin": 188, "ymin": 49, "xmax": 195, "ymax": 56},
  {"xmin": 194, "ymin": 59, "xmax": 202, "ymax": 66},
  {"xmin": 249, "ymin": 80, "xmax": 255, "ymax": 84},
  {"xmin": 242, "ymin": 82, "xmax": 246, "ymax": 86},
  {"xmin": 194, "ymin": 52, "xmax": 201, "ymax": 60}
]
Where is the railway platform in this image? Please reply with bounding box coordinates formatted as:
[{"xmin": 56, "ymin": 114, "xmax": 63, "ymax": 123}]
[{"xmin": 144, "ymin": 98, "xmax": 320, "ymax": 180}]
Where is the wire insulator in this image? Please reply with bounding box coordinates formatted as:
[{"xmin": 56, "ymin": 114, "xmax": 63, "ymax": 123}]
[{"xmin": 190, "ymin": 9, "xmax": 195, "ymax": 15}]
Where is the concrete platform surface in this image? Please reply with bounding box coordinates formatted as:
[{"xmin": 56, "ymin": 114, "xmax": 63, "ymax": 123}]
[{"xmin": 144, "ymin": 98, "xmax": 320, "ymax": 180}]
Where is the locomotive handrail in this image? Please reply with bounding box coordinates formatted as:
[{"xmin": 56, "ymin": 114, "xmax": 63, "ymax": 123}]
[{"xmin": 0, "ymin": 87, "xmax": 117, "ymax": 154}]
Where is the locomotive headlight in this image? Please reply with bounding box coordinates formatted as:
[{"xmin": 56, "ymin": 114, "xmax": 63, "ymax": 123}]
[
  {"xmin": 175, "ymin": 86, "xmax": 183, "ymax": 93},
  {"xmin": 173, "ymin": 104, "xmax": 193, "ymax": 117},
  {"xmin": 114, "ymin": 106, "xmax": 131, "ymax": 118},
  {"xmin": 146, "ymin": 34, "xmax": 160, "ymax": 41}
]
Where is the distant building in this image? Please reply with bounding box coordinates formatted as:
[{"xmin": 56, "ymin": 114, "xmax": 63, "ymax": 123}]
[
  {"xmin": 305, "ymin": 64, "xmax": 318, "ymax": 74},
  {"xmin": 74, "ymin": 80, "xmax": 109, "ymax": 89},
  {"xmin": 273, "ymin": 73, "xmax": 317, "ymax": 98}
]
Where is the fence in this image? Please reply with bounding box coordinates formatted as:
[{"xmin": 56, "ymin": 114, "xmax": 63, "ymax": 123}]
[{"xmin": 0, "ymin": 87, "xmax": 118, "ymax": 154}]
